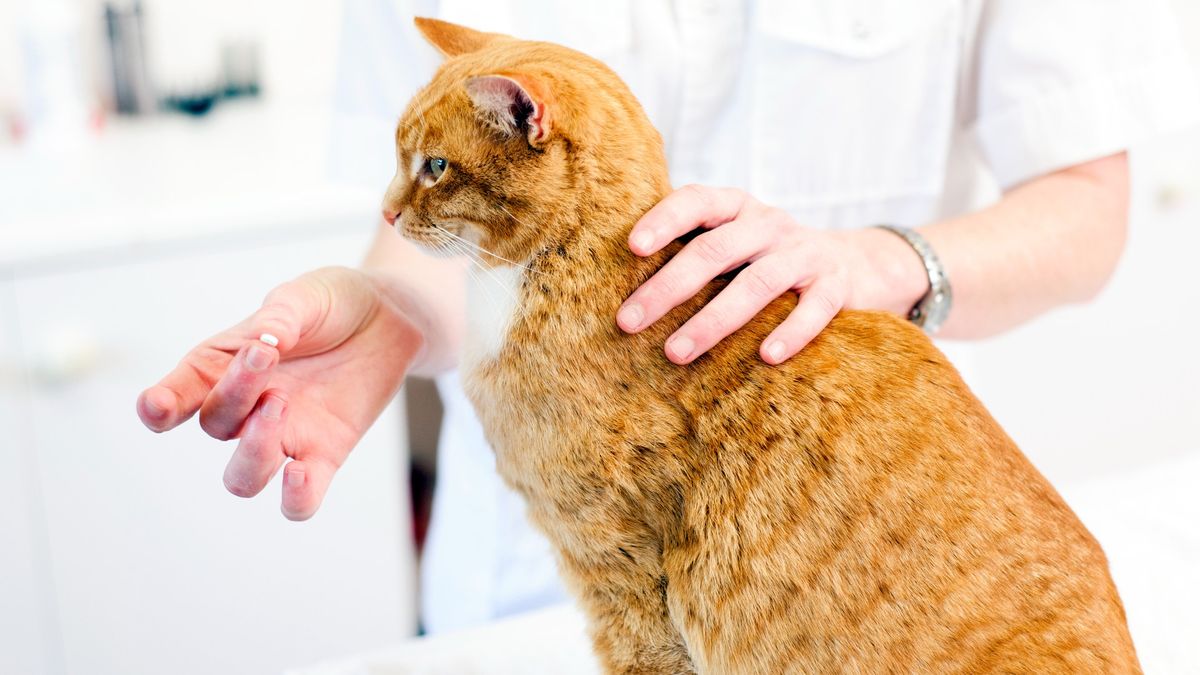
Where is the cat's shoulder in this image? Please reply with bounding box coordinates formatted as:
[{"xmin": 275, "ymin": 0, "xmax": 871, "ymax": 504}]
[{"xmin": 677, "ymin": 305, "xmax": 971, "ymax": 421}]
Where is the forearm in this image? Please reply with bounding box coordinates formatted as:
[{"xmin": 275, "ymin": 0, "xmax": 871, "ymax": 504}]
[
  {"xmin": 850, "ymin": 152, "xmax": 1130, "ymax": 339},
  {"xmin": 361, "ymin": 222, "xmax": 466, "ymax": 376}
]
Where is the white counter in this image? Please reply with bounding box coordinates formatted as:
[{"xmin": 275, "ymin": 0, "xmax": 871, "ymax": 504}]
[{"xmin": 0, "ymin": 102, "xmax": 379, "ymax": 272}]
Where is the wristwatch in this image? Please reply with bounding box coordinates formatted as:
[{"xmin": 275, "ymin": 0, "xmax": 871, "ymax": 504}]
[{"xmin": 874, "ymin": 225, "xmax": 952, "ymax": 335}]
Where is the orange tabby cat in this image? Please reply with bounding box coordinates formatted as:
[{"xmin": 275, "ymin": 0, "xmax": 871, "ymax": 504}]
[{"xmin": 384, "ymin": 18, "xmax": 1141, "ymax": 674}]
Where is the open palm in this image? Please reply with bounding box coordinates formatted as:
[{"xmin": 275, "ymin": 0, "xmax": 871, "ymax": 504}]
[{"xmin": 136, "ymin": 266, "xmax": 424, "ymax": 519}]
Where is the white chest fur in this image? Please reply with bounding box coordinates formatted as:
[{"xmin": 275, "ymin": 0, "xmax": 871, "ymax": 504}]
[{"xmin": 461, "ymin": 263, "xmax": 526, "ymax": 373}]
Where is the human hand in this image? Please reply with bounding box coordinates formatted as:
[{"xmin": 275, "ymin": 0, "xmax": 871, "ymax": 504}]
[
  {"xmin": 616, "ymin": 185, "xmax": 926, "ymax": 365},
  {"xmin": 136, "ymin": 266, "xmax": 424, "ymax": 520}
]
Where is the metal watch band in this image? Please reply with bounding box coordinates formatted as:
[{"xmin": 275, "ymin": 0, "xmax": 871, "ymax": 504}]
[{"xmin": 874, "ymin": 225, "xmax": 953, "ymax": 335}]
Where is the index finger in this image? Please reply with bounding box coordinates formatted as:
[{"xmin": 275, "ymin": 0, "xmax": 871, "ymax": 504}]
[
  {"xmin": 136, "ymin": 277, "xmax": 321, "ymax": 433},
  {"xmin": 628, "ymin": 185, "xmax": 751, "ymax": 256},
  {"xmin": 137, "ymin": 345, "xmax": 233, "ymax": 433}
]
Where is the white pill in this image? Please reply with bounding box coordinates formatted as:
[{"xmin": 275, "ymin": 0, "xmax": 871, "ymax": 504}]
[{"xmin": 259, "ymin": 333, "xmax": 280, "ymax": 347}]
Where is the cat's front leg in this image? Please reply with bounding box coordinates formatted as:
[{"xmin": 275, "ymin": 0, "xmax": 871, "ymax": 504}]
[{"xmin": 555, "ymin": 541, "xmax": 696, "ymax": 675}]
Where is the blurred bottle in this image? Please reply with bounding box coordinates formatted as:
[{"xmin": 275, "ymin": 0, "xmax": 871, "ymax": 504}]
[
  {"xmin": 104, "ymin": 1, "xmax": 155, "ymax": 115},
  {"xmin": 19, "ymin": 0, "xmax": 95, "ymax": 150}
]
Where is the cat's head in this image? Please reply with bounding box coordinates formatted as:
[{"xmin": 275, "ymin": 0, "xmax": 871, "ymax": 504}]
[{"xmin": 382, "ymin": 18, "xmax": 667, "ymax": 265}]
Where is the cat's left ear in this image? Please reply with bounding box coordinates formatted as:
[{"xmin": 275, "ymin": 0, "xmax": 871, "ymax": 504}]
[
  {"xmin": 465, "ymin": 74, "xmax": 553, "ymax": 146},
  {"xmin": 414, "ymin": 17, "xmax": 506, "ymax": 57}
]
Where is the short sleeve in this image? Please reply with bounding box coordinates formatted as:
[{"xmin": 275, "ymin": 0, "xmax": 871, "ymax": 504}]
[
  {"xmin": 327, "ymin": 0, "xmax": 442, "ymax": 190},
  {"xmin": 970, "ymin": 0, "xmax": 1200, "ymax": 189}
]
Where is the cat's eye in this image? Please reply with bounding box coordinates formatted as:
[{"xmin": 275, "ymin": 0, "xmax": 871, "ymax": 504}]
[{"xmin": 428, "ymin": 157, "xmax": 448, "ymax": 180}]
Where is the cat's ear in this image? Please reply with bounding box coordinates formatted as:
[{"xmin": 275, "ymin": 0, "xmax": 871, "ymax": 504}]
[
  {"xmin": 413, "ymin": 17, "xmax": 504, "ymax": 57},
  {"xmin": 465, "ymin": 74, "xmax": 553, "ymax": 145}
]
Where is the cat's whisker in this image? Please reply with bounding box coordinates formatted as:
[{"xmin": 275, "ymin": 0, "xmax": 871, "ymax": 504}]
[
  {"xmin": 459, "ymin": 247, "xmax": 523, "ymax": 307},
  {"xmin": 436, "ymin": 234, "xmax": 512, "ymax": 307},
  {"xmin": 461, "ymin": 259, "xmax": 501, "ymax": 307},
  {"xmin": 435, "ymin": 224, "xmax": 543, "ymax": 277},
  {"xmin": 497, "ymin": 203, "xmax": 538, "ymax": 232},
  {"xmin": 447, "ymin": 237, "xmax": 526, "ymax": 308},
  {"xmin": 436, "ymin": 225, "xmax": 516, "ymax": 264}
]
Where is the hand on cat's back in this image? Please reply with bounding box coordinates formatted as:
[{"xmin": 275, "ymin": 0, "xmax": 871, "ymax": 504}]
[
  {"xmin": 617, "ymin": 185, "xmax": 925, "ymax": 365},
  {"xmin": 135, "ymin": 266, "xmax": 424, "ymax": 520}
]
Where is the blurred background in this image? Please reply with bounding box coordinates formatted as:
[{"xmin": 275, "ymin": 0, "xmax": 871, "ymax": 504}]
[{"xmin": 1, "ymin": 1, "xmax": 1197, "ymax": 674}]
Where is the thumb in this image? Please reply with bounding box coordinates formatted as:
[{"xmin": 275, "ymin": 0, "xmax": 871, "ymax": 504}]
[{"xmin": 241, "ymin": 276, "xmax": 331, "ymax": 356}]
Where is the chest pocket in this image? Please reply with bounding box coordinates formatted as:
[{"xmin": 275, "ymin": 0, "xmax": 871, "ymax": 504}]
[{"xmin": 750, "ymin": 0, "xmax": 961, "ymax": 223}]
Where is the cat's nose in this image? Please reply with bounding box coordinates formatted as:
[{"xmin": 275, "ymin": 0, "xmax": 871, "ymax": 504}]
[{"xmin": 382, "ymin": 206, "xmax": 401, "ymax": 226}]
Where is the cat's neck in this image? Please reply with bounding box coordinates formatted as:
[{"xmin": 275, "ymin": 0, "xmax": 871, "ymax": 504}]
[
  {"xmin": 464, "ymin": 155, "xmax": 677, "ymax": 377},
  {"xmin": 533, "ymin": 166, "xmax": 674, "ymax": 311}
]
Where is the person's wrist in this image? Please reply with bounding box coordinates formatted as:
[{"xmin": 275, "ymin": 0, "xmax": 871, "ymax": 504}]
[{"xmin": 836, "ymin": 227, "xmax": 930, "ymax": 315}]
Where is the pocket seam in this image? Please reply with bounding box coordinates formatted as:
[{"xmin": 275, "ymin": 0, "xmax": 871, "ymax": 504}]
[{"xmin": 754, "ymin": 0, "xmax": 956, "ymax": 59}]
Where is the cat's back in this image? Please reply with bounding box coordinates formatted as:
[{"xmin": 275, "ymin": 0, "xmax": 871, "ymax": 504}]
[{"xmin": 664, "ymin": 305, "xmax": 1140, "ymax": 673}]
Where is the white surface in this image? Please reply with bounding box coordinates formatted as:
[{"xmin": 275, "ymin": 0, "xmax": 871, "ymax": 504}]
[
  {"xmin": 288, "ymin": 604, "xmax": 599, "ymax": 675},
  {"xmin": 0, "ymin": 102, "xmax": 376, "ymax": 270},
  {"xmin": 1062, "ymin": 451, "xmax": 1200, "ymax": 673},
  {"xmin": 290, "ymin": 450, "xmax": 1200, "ymax": 675}
]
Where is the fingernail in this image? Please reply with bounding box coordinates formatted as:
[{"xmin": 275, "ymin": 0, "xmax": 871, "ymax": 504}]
[
  {"xmin": 766, "ymin": 340, "xmax": 786, "ymax": 363},
  {"xmin": 245, "ymin": 344, "xmax": 272, "ymax": 371},
  {"xmin": 285, "ymin": 467, "xmax": 305, "ymax": 488},
  {"xmin": 668, "ymin": 335, "xmax": 695, "ymax": 361},
  {"xmin": 143, "ymin": 392, "xmax": 166, "ymax": 419},
  {"xmin": 260, "ymin": 395, "xmax": 285, "ymax": 420},
  {"xmin": 632, "ymin": 231, "xmax": 654, "ymax": 253},
  {"xmin": 617, "ymin": 303, "xmax": 644, "ymax": 330}
]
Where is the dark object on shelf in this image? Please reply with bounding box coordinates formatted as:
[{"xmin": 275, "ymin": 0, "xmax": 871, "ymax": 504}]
[
  {"xmin": 160, "ymin": 90, "xmax": 220, "ymax": 117},
  {"xmin": 155, "ymin": 41, "xmax": 263, "ymax": 117},
  {"xmin": 220, "ymin": 40, "xmax": 263, "ymax": 100},
  {"xmin": 105, "ymin": 2, "xmax": 263, "ymax": 119}
]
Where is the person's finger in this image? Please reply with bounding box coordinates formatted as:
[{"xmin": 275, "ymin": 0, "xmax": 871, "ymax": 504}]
[
  {"xmin": 281, "ymin": 457, "xmax": 339, "ymax": 522},
  {"xmin": 760, "ymin": 277, "xmax": 846, "ymax": 365},
  {"xmin": 628, "ymin": 185, "xmax": 751, "ymax": 256},
  {"xmin": 223, "ymin": 391, "xmax": 289, "ymax": 498},
  {"xmin": 618, "ymin": 219, "xmax": 775, "ymax": 333},
  {"xmin": 198, "ymin": 341, "xmax": 279, "ymax": 441},
  {"xmin": 137, "ymin": 347, "xmax": 232, "ymax": 433},
  {"xmin": 136, "ymin": 276, "xmax": 325, "ymax": 434},
  {"xmin": 663, "ymin": 252, "xmax": 811, "ymax": 364}
]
